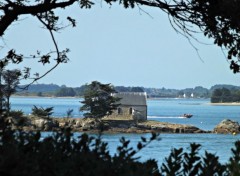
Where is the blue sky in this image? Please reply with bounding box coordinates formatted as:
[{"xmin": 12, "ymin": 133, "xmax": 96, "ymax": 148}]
[{"xmin": 1, "ymin": 3, "xmax": 240, "ymax": 89}]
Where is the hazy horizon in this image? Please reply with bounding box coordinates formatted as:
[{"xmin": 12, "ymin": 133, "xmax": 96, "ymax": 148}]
[{"xmin": 22, "ymin": 82, "xmax": 240, "ymax": 90}]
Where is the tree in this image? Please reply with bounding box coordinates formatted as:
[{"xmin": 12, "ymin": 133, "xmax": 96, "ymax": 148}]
[
  {"xmin": 37, "ymin": 92, "xmax": 43, "ymax": 97},
  {"xmin": 55, "ymin": 87, "xmax": 76, "ymax": 97},
  {"xmin": 4, "ymin": 127, "xmax": 240, "ymax": 175},
  {"xmin": 1, "ymin": 0, "xmax": 240, "ymax": 115},
  {"xmin": 0, "ymin": 129, "xmax": 161, "ymax": 176},
  {"xmin": 211, "ymin": 88, "xmax": 237, "ymax": 103},
  {"xmin": 66, "ymin": 108, "xmax": 74, "ymax": 118},
  {"xmin": 80, "ymin": 81, "xmax": 120, "ymax": 118},
  {"xmin": 32, "ymin": 105, "xmax": 54, "ymax": 119},
  {"xmin": 75, "ymin": 85, "xmax": 88, "ymax": 96},
  {"xmin": 2, "ymin": 69, "xmax": 21, "ymax": 114},
  {"xmin": 0, "ymin": 1, "xmax": 77, "ymax": 85},
  {"xmin": 1, "ymin": 0, "xmax": 240, "ymax": 80},
  {"xmin": 212, "ymin": 89, "xmax": 223, "ymax": 97},
  {"xmin": 211, "ymin": 88, "xmax": 224, "ymax": 103},
  {"xmin": 131, "ymin": 87, "xmax": 144, "ymax": 92},
  {"xmin": 0, "ymin": 69, "xmax": 5, "ymax": 115}
]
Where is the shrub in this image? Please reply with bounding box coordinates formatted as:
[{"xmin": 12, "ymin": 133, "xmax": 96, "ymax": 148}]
[
  {"xmin": 161, "ymin": 143, "xmax": 227, "ymax": 175},
  {"xmin": 1, "ymin": 127, "xmax": 240, "ymax": 175},
  {"xmin": 66, "ymin": 108, "xmax": 74, "ymax": 118},
  {"xmin": 8, "ymin": 110, "xmax": 24, "ymax": 118},
  {"xmin": 0, "ymin": 129, "xmax": 160, "ymax": 176},
  {"xmin": 31, "ymin": 105, "xmax": 54, "ymax": 118},
  {"xmin": 7, "ymin": 110, "xmax": 27, "ymax": 126}
]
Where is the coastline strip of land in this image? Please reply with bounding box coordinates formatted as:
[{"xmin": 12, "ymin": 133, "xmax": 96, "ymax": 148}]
[{"xmin": 209, "ymin": 102, "xmax": 240, "ymax": 106}]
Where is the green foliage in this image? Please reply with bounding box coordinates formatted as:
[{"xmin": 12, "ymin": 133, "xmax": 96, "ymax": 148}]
[
  {"xmin": 7, "ymin": 110, "xmax": 28, "ymax": 127},
  {"xmin": 227, "ymin": 141, "xmax": 240, "ymax": 175},
  {"xmin": 161, "ymin": 143, "xmax": 227, "ymax": 176},
  {"xmin": 74, "ymin": 84, "xmax": 88, "ymax": 96},
  {"xmin": 0, "ymin": 129, "xmax": 160, "ymax": 176},
  {"xmin": 2, "ymin": 0, "xmax": 240, "ymax": 75},
  {"xmin": 9, "ymin": 110, "xmax": 24, "ymax": 118},
  {"xmin": 37, "ymin": 92, "xmax": 43, "ymax": 96},
  {"xmin": 55, "ymin": 87, "xmax": 76, "ymax": 97},
  {"xmin": 80, "ymin": 81, "xmax": 121, "ymax": 118},
  {"xmin": 161, "ymin": 147, "xmax": 183, "ymax": 176},
  {"xmin": 66, "ymin": 108, "xmax": 74, "ymax": 118},
  {"xmin": 1, "ymin": 69, "xmax": 21, "ymax": 114},
  {"xmin": 2, "ymin": 128, "xmax": 240, "ymax": 175},
  {"xmin": 31, "ymin": 105, "xmax": 54, "ymax": 118},
  {"xmin": 16, "ymin": 84, "xmax": 213, "ymax": 98},
  {"xmin": 211, "ymin": 88, "xmax": 240, "ymax": 103}
]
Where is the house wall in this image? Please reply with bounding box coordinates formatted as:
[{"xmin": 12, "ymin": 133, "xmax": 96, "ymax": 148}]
[
  {"xmin": 107, "ymin": 92, "xmax": 148, "ymax": 121},
  {"xmin": 108, "ymin": 105, "xmax": 147, "ymax": 121},
  {"xmin": 132, "ymin": 105, "xmax": 147, "ymax": 121}
]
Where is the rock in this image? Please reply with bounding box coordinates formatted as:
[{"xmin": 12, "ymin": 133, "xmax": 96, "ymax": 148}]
[
  {"xmin": 44, "ymin": 120, "xmax": 58, "ymax": 131},
  {"xmin": 13, "ymin": 116, "xmax": 207, "ymax": 134},
  {"xmin": 59, "ymin": 122, "xmax": 68, "ymax": 128},
  {"xmin": 74, "ymin": 119, "xmax": 82, "ymax": 128},
  {"xmin": 32, "ymin": 118, "xmax": 58, "ymax": 131},
  {"xmin": 117, "ymin": 124, "xmax": 129, "ymax": 129},
  {"xmin": 32, "ymin": 119, "xmax": 46, "ymax": 129},
  {"xmin": 68, "ymin": 119, "xmax": 76, "ymax": 127},
  {"xmin": 82, "ymin": 126, "xmax": 89, "ymax": 131},
  {"xmin": 81, "ymin": 118, "xmax": 100, "ymax": 130},
  {"xmin": 58, "ymin": 118, "xmax": 78, "ymax": 128},
  {"xmin": 214, "ymin": 119, "xmax": 240, "ymax": 134},
  {"xmin": 99, "ymin": 122, "xmax": 110, "ymax": 131},
  {"xmin": 82, "ymin": 124, "xmax": 93, "ymax": 131},
  {"xmin": 184, "ymin": 126, "xmax": 202, "ymax": 133},
  {"xmin": 82, "ymin": 118, "xmax": 95, "ymax": 126},
  {"xmin": 136, "ymin": 124, "xmax": 151, "ymax": 130},
  {"xmin": 126, "ymin": 126, "xmax": 138, "ymax": 133}
]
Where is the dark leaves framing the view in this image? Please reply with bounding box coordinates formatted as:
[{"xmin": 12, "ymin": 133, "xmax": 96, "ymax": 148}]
[{"xmin": 0, "ymin": 0, "xmax": 240, "ymax": 86}]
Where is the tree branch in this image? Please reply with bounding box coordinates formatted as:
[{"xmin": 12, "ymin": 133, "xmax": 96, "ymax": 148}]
[
  {"xmin": 0, "ymin": 0, "xmax": 78, "ymax": 36},
  {"xmin": 22, "ymin": 14, "xmax": 66, "ymax": 89}
]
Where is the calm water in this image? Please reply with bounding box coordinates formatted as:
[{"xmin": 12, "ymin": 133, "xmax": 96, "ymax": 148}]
[{"xmin": 11, "ymin": 97, "xmax": 240, "ymax": 164}]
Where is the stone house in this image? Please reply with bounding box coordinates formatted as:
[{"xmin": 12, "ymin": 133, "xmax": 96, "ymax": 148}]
[{"xmin": 109, "ymin": 92, "xmax": 147, "ymax": 121}]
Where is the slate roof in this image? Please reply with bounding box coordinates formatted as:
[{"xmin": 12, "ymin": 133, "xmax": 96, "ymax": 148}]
[{"xmin": 113, "ymin": 92, "xmax": 147, "ymax": 106}]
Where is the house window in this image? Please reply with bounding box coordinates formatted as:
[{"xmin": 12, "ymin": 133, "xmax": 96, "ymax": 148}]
[
  {"xmin": 117, "ymin": 108, "xmax": 122, "ymax": 115},
  {"xmin": 129, "ymin": 108, "xmax": 133, "ymax": 115}
]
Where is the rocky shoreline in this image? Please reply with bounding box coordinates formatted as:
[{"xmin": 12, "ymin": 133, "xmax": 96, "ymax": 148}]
[
  {"xmin": 6, "ymin": 115, "xmax": 209, "ymax": 134},
  {"xmin": 6, "ymin": 115, "xmax": 240, "ymax": 134}
]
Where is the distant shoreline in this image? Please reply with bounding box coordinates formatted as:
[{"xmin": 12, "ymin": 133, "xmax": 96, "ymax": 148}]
[
  {"xmin": 210, "ymin": 102, "xmax": 240, "ymax": 106},
  {"xmin": 13, "ymin": 95, "xmax": 209, "ymax": 100},
  {"xmin": 12, "ymin": 95, "xmax": 81, "ymax": 99}
]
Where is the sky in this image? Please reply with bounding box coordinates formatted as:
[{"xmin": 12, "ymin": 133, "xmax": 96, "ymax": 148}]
[{"xmin": 1, "ymin": 2, "xmax": 240, "ymax": 89}]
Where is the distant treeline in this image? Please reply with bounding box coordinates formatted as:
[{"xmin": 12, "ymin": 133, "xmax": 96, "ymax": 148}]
[
  {"xmin": 211, "ymin": 87, "xmax": 240, "ymax": 103},
  {"xmin": 16, "ymin": 83, "xmax": 240, "ymax": 99}
]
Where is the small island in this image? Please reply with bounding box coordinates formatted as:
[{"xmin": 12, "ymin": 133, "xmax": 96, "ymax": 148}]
[
  {"xmin": 8, "ymin": 112, "xmax": 240, "ymax": 134},
  {"xmin": 7, "ymin": 84, "xmax": 208, "ymax": 134},
  {"xmin": 7, "ymin": 115, "xmax": 207, "ymax": 134},
  {"xmin": 8, "ymin": 81, "xmax": 240, "ymax": 134}
]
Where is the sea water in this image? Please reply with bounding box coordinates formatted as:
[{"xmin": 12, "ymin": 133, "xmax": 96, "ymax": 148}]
[{"xmin": 10, "ymin": 97, "xmax": 240, "ymax": 164}]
